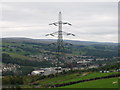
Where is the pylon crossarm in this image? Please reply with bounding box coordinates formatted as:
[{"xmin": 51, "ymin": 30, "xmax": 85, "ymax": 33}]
[
  {"xmin": 66, "ymin": 33, "xmax": 75, "ymax": 36},
  {"xmin": 64, "ymin": 43, "xmax": 72, "ymax": 46},
  {"xmin": 48, "ymin": 43, "xmax": 57, "ymax": 46},
  {"xmin": 62, "ymin": 22, "xmax": 72, "ymax": 26},
  {"xmin": 45, "ymin": 31, "xmax": 58, "ymax": 36},
  {"xmin": 49, "ymin": 22, "xmax": 58, "ymax": 26},
  {"xmin": 62, "ymin": 31, "xmax": 75, "ymax": 36}
]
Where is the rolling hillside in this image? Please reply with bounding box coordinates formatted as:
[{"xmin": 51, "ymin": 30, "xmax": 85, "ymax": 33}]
[
  {"xmin": 2, "ymin": 37, "xmax": 120, "ymax": 89},
  {"xmin": 2, "ymin": 37, "xmax": 118, "ymax": 46}
]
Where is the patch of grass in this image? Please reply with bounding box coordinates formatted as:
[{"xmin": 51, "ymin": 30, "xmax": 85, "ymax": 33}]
[
  {"xmin": 2, "ymin": 52, "xmax": 31, "ymax": 60},
  {"xmin": 60, "ymin": 77, "xmax": 118, "ymax": 88},
  {"xmin": 33, "ymin": 72, "xmax": 119, "ymax": 87},
  {"xmin": 56, "ymin": 72, "xmax": 119, "ymax": 84},
  {"xmin": 37, "ymin": 73, "xmax": 80, "ymax": 85}
]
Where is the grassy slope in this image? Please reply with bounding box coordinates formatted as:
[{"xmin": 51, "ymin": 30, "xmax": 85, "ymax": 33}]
[
  {"xmin": 2, "ymin": 51, "xmax": 32, "ymax": 60},
  {"xmin": 60, "ymin": 77, "xmax": 119, "ymax": 88},
  {"xmin": 2, "ymin": 42, "xmax": 34, "ymax": 55},
  {"xmin": 32, "ymin": 72, "xmax": 120, "ymax": 87},
  {"xmin": 55, "ymin": 72, "xmax": 119, "ymax": 84},
  {"xmin": 36, "ymin": 73, "xmax": 80, "ymax": 85}
]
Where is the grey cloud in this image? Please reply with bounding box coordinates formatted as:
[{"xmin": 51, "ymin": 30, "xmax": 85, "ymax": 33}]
[{"xmin": 1, "ymin": 2, "xmax": 118, "ymax": 43}]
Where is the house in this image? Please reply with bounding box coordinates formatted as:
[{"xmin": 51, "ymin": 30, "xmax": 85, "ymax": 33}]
[
  {"xmin": 117, "ymin": 69, "xmax": 120, "ymax": 72},
  {"xmin": 100, "ymin": 70, "xmax": 110, "ymax": 73},
  {"xmin": 31, "ymin": 70, "xmax": 44, "ymax": 75},
  {"xmin": 88, "ymin": 65, "xmax": 99, "ymax": 69},
  {"xmin": 31, "ymin": 67, "xmax": 70, "ymax": 76}
]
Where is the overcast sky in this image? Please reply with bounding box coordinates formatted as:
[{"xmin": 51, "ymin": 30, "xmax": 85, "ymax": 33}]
[{"xmin": 1, "ymin": 2, "xmax": 118, "ymax": 43}]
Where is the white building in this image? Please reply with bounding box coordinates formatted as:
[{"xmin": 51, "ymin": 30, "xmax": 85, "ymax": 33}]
[
  {"xmin": 31, "ymin": 70, "xmax": 44, "ymax": 75},
  {"xmin": 31, "ymin": 67, "xmax": 70, "ymax": 76}
]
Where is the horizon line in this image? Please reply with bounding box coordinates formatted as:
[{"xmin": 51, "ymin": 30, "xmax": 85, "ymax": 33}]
[{"xmin": 1, "ymin": 36, "xmax": 118, "ymax": 43}]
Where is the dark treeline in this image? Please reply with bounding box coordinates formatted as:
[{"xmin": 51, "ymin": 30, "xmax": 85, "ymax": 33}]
[{"xmin": 2, "ymin": 53, "xmax": 54, "ymax": 67}]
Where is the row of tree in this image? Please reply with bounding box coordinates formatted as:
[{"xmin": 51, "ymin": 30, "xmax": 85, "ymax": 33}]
[{"xmin": 2, "ymin": 53, "xmax": 54, "ymax": 67}]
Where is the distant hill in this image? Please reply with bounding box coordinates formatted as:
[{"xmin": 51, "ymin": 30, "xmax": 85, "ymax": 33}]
[
  {"xmin": 2, "ymin": 37, "xmax": 117, "ymax": 46},
  {"xmin": 2, "ymin": 37, "xmax": 118, "ymax": 67}
]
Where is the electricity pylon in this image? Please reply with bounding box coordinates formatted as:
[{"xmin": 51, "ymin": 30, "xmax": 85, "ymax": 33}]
[{"xmin": 46, "ymin": 12, "xmax": 75, "ymax": 73}]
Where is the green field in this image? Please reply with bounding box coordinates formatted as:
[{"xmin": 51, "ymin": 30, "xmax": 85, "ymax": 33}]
[
  {"xmin": 36, "ymin": 72, "xmax": 119, "ymax": 85},
  {"xmin": 2, "ymin": 52, "xmax": 32, "ymax": 60},
  {"xmin": 60, "ymin": 77, "xmax": 119, "ymax": 88},
  {"xmin": 2, "ymin": 70, "xmax": 120, "ymax": 88},
  {"xmin": 18, "ymin": 72, "xmax": 119, "ymax": 88}
]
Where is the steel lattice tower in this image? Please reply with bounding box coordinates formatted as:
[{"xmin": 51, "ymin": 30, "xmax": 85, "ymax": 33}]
[
  {"xmin": 57, "ymin": 12, "xmax": 64, "ymax": 54},
  {"xmin": 46, "ymin": 12, "xmax": 75, "ymax": 72}
]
